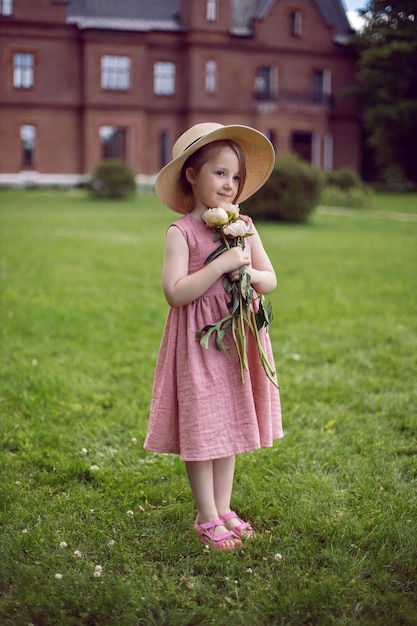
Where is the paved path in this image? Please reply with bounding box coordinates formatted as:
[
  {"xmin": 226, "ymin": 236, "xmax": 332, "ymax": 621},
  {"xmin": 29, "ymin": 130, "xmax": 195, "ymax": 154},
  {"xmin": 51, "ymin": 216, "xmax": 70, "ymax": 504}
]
[{"xmin": 317, "ymin": 206, "xmax": 417, "ymax": 222}]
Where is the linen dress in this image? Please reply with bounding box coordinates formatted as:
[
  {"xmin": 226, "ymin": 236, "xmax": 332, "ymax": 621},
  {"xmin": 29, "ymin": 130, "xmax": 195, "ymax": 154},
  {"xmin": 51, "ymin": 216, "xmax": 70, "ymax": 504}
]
[{"xmin": 144, "ymin": 212, "xmax": 283, "ymax": 461}]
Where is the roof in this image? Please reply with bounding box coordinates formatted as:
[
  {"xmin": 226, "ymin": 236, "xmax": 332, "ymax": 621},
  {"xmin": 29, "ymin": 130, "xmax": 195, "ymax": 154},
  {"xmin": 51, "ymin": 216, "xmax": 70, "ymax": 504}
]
[
  {"xmin": 66, "ymin": 0, "xmax": 353, "ymax": 37},
  {"xmin": 67, "ymin": 0, "xmax": 182, "ymax": 31}
]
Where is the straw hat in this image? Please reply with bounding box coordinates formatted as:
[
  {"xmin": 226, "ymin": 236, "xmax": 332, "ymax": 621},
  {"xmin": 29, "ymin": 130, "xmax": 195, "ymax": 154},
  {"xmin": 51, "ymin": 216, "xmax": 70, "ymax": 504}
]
[{"xmin": 155, "ymin": 122, "xmax": 275, "ymax": 214}]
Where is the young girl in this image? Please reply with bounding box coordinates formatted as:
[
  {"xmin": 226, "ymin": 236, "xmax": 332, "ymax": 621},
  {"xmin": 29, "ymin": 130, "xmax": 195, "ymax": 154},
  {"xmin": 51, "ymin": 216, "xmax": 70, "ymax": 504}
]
[{"xmin": 144, "ymin": 122, "xmax": 283, "ymax": 551}]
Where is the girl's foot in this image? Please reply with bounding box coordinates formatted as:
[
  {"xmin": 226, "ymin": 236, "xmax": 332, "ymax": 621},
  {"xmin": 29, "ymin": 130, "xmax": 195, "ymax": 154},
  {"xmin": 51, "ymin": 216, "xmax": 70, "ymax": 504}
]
[
  {"xmin": 194, "ymin": 518, "xmax": 242, "ymax": 551},
  {"xmin": 220, "ymin": 511, "xmax": 255, "ymax": 539}
]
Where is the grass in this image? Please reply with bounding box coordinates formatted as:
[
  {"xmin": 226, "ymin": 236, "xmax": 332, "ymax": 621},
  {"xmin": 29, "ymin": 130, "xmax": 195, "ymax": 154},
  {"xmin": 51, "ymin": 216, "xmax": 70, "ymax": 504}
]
[{"xmin": 1, "ymin": 190, "xmax": 416, "ymax": 625}]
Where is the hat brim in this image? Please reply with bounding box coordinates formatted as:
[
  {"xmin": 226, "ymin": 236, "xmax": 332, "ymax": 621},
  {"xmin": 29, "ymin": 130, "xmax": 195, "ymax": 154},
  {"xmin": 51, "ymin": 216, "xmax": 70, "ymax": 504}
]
[{"xmin": 155, "ymin": 125, "xmax": 275, "ymax": 214}]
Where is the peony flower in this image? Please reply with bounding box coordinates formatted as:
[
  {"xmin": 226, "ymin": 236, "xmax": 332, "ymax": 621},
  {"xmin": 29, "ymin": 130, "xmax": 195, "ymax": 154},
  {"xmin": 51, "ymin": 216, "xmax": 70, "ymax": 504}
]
[
  {"xmin": 223, "ymin": 219, "xmax": 249, "ymax": 238},
  {"xmin": 202, "ymin": 207, "xmax": 228, "ymax": 227},
  {"xmin": 221, "ymin": 202, "xmax": 240, "ymax": 221}
]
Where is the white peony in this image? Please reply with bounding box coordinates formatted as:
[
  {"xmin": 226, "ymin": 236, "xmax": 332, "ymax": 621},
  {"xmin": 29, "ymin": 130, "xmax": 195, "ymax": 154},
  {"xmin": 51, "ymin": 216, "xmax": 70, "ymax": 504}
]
[
  {"xmin": 203, "ymin": 207, "xmax": 229, "ymax": 227},
  {"xmin": 223, "ymin": 219, "xmax": 249, "ymax": 238}
]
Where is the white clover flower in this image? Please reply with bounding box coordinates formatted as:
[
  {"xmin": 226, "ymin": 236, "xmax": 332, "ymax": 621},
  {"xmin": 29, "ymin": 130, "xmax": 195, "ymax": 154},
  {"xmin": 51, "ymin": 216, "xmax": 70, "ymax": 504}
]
[
  {"xmin": 81, "ymin": 448, "xmax": 88, "ymax": 455},
  {"xmin": 223, "ymin": 219, "xmax": 249, "ymax": 238},
  {"xmin": 274, "ymin": 553, "xmax": 283, "ymax": 561},
  {"xmin": 59, "ymin": 541, "xmax": 67, "ymax": 549},
  {"xmin": 127, "ymin": 510, "xmax": 134, "ymax": 516},
  {"xmin": 74, "ymin": 550, "xmax": 82, "ymax": 558},
  {"xmin": 22, "ymin": 528, "xmax": 28, "ymax": 534},
  {"xmin": 94, "ymin": 565, "xmax": 103, "ymax": 577},
  {"xmin": 55, "ymin": 573, "xmax": 63, "ymax": 580},
  {"xmin": 32, "ymin": 359, "xmax": 38, "ymax": 366},
  {"xmin": 203, "ymin": 207, "xmax": 229, "ymax": 228},
  {"xmin": 131, "ymin": 437, "xmax": 137, "ymax": 445},
  {"xmin": 108, "ymin": 540, "xmax": 115, "ymax": 547},
  {"xmin": 139, "ymin": 505, "xmax": 145, "ymax": 513},
  {"xmin": 90, "ymin": 465, "xmax": 99, "ymax": 471},
  {"xmin": 15, "ymin": 481, "xmax": 21, "ymax": 485}
]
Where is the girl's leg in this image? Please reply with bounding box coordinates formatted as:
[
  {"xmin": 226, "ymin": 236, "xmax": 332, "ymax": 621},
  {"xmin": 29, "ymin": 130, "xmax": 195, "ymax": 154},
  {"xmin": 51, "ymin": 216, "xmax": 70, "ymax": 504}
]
[
  {"xmin": 185, "ymin": 460, "xmax": 239, "ymax": 549},
  {"xmin": 214, "ymin": 456, "xmax": 255, "ymax": 537},
  {"xmin": 212, "ymin": 455, "xmax": 236, "ymax": 516}
]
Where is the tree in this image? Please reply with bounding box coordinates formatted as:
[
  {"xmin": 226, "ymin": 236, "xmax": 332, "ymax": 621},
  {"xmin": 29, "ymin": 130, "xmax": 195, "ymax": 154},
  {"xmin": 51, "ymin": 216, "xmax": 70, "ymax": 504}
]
[{"xmin": 354, "ymin": 1, "xmax": 417, "ymax": 185}]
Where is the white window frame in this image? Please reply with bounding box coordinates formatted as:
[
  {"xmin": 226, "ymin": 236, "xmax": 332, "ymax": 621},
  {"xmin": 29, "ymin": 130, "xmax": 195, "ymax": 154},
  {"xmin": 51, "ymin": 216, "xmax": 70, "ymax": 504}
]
[
  {"xmin": 254, "ymin": 65, "xmax": 278, "ymax": 100},
  {"xmin": 312, "ymin": 69, "xmax": 331, "ymax": 104},
  {"xmin": 205, "ymin": 60, "xmax": 217, "ymax": 94},
  {"xmin": 0, "ymin": 0, "xmax": 13, "ymax": 16},
  {"xmin": 153, "ymin": 62, "xmax": 176, "ymax": 96},
  {"xmin": 206, "ymin": 0, "xmax": 217, "ymax": 22},
  {"xmin": 101, "ymin": 55, "xmax": 130, "ymax": 91},
  {"xmin": 14, "ymin": 53, "xmax": 34, "ymax": 88},
  {"xmin": 290, "ymin": 10, "xmax": 302, "ymax": 36},
  {"xmin": 20, "ymin": 124, "xmax": 36, "ymax": 166}
]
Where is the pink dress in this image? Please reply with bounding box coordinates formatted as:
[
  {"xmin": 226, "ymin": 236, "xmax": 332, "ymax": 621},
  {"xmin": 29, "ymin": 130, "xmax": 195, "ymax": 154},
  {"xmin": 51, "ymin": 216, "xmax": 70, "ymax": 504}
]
[{"xmin": 144, "ymin": 213, "xmax": 283, "ymax": 461}]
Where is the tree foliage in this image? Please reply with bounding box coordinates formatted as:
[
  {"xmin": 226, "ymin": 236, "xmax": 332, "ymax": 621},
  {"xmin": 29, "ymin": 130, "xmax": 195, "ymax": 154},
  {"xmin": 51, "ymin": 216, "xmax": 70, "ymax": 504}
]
[{"xmin": 354, "ymin": 0, "xmax": 417, "ymax": 185}]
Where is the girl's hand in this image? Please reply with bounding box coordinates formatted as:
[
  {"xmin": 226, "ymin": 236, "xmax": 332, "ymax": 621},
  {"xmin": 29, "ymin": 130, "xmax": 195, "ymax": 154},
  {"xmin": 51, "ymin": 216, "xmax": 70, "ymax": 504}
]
[
  {"xmin": 217, "ymin": 246, "xmax": 250, "ymax": 275},
  {"xmin": 229, "ymin": 263, "xmax": 251, "ymax": 283}
]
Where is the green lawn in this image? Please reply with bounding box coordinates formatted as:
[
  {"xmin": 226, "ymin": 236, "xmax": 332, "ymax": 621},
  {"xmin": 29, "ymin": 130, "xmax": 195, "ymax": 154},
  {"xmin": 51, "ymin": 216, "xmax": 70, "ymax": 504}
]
[{"xmin": 1, "ymin": 190, "xmax": 416, "ymax": 625}]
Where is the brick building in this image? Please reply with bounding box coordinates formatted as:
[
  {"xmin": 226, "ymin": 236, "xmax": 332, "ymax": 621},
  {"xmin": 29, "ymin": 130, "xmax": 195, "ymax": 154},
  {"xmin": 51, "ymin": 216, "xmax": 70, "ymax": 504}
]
[{"xmin": 0, "ymin": 0, "xmax": 360, "ymax": 186}]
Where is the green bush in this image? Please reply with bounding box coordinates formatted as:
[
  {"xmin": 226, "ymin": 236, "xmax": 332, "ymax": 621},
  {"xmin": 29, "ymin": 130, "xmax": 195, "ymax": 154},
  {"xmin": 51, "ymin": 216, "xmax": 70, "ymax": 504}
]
[
  {"xmin": 88, "ymin": 159, "xmax": 136, "ymax": 199},
  {"xmin": 320, "ymin": 185, "xmax": 374, "ymax": 209},
  {"xmin": 324, "ymin": 167, "xmax": 363, "ymax": 191},
  {"xmin": 244, "ymin": 154, "xmax": 322, "ymax": 223}
]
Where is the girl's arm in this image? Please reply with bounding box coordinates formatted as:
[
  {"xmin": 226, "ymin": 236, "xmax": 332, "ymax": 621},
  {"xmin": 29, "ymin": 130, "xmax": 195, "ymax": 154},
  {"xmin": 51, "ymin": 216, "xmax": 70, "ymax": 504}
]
[
  {"xmin": 162, "ymin": 225, "xmax": 250, "ymax": 308},
  {"xmin": 231, "ymin": 229, "xmax": 277, "ymax": 295}
]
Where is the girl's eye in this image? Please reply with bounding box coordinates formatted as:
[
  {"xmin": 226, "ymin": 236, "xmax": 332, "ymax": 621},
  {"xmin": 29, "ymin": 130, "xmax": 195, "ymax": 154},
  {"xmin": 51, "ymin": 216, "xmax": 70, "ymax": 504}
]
[
  {"xmin": 233, "ymin": 175, "xmax": 240, "ymax": 182},
  {"xmin": 216, "ymin": 170, "xmax": 225, "ymax": 176}
]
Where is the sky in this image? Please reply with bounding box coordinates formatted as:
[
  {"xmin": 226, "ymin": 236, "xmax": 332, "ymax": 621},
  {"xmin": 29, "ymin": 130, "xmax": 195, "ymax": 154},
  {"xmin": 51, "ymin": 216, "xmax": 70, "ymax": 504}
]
[{"xmin": 343, "ymin": 0, "xmax": 368, "ymax": 30}]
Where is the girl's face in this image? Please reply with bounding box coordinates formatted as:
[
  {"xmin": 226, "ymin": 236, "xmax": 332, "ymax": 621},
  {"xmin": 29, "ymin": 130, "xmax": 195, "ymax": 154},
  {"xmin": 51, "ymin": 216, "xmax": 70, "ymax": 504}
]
[{"xmin": 185, "ymin": 146, "xmax": 240, "ymax": 211}]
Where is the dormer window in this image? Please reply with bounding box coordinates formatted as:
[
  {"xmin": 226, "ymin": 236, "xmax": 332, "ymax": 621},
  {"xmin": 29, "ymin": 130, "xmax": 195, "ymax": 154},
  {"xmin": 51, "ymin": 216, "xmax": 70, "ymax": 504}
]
[
  {"xmin": 206, "ymin": 0, "xmax": 217, "ymax": 22},
  {"xmin": 0, "ymin": 0, "xmax": 13, "ymax": 16},
  {"xmin": 290, "ymin": 10, "xmax": 302, "ymax": 37},
  {"xmin": 205, "ymin": 60, "xmax": 217, "ymax": 94}
]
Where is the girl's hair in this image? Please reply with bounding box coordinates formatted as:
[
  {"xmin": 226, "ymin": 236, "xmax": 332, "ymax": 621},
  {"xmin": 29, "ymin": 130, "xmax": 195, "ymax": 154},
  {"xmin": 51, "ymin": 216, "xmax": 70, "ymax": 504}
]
[{"xmin": 179, "ymin": 139, "xmax": 247, "ymax": 213}]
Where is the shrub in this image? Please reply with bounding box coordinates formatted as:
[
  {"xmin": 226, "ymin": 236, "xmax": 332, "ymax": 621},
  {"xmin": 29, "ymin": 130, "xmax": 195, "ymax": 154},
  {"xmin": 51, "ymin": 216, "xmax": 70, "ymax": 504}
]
[
  {"xmin": 324, "ymin": 167, "xmax": 363, "ymax": 191},
  {"xmin": 244, "ymin": 154, "xmax": 322, "ymax": 223},
  {"xmin": 320, "ymin": 185, "xmax": 374, "ymax": 209},
  {"xmin": 88, "ymin": 159, "xmax": 136, "ymax": 199}
]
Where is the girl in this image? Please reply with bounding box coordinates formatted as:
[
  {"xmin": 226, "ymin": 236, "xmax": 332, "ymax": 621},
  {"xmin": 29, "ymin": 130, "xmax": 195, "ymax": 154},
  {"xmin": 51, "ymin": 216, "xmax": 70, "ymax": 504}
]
[{"xmin": 144, "ymin": 122, "xmax": 283, "ymax": 551}]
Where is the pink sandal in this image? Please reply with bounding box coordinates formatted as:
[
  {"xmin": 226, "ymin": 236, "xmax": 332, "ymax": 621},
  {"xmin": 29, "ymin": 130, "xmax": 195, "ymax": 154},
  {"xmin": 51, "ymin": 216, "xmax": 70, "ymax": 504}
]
[
  {"xmin": 194, "ymin": 518, "xmax": 242, "ymax": 551},
  {"xmin": 220, "ymin": 511, "xmax": 255, "ymax": 538}
]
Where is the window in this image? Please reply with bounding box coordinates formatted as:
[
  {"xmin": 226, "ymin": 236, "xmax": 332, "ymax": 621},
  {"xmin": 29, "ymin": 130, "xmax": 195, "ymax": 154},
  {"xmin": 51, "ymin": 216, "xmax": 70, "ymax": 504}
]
[
  {"xmin": 206, "ymin": 0, "xmax": 217, "ymax": 22},
  {"xmin": 153, "ymin": 62, "xmax": 175, "ymax": 96},
  {"xmin": 20, "ymin": 125, "xmax": 36, "ymax": 166},
  {"xmin": 205, "ymin": 60, "xmax": 217, "ymax": 94},
  {"xmin": 159, "ymin": 130, "xmax": 170, "ymax": 168},
  {"xmin": 312, "ymin": 69, "xmax": 331, "ymax": 104},
  {"xmin": 101, "ymin": 56, "xmax": 130, "ymax": 91},
  {"xmin": 290, "ymin": 10, "xmax": 302, "ymax": 36},
  {"xmin": 0, "ymin": 0, "xmax": 13, "ymax": 16},
  {"xmin": 14, "ymin": 53, "xmax": 34, "ymax": 88},
  {"xmin": 292, "ymin": 131, "xmax": 312, "ymax": 164},
  {"xmin": 254, "ymin": 66, "xmax": 277, "ymax": 100},
  {"xmin": 100, "ymin": 126, "xmax": 128, "ymax": 160}
]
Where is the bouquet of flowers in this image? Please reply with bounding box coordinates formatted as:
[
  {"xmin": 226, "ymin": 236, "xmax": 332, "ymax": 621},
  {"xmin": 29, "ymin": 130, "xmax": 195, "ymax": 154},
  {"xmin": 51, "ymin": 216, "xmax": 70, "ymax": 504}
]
[{"xmin": 195, "ymin": 203, "xmax": 278, "ymax": 388}]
